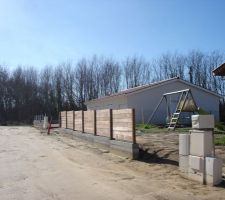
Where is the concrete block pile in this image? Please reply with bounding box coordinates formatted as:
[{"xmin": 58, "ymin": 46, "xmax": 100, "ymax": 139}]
[{"xmin": 179, "ymin": 115, "xmax": 223, "ymax": 186}]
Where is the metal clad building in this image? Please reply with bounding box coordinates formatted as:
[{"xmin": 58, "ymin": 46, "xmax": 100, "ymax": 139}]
[{"xmin": 85, "ymin": 77, "xmax": 222, "ymax": 124}]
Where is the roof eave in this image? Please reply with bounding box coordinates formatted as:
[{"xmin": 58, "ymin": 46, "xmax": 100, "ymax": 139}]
[
  {"xmin": 178, "ymin": 79, "xmax": 223, "ymax": 98},
  {"xmin": 85, "ymin": 77, "xmax": 180, "ymax": 104},
  {"xmin": 85, "ymin": 77, "xmax": 223, "ymax": 105},
  {"xmin": 85, "ymin": 94, "xmax": 128, "ymax": 104},
  {"xmin": 212, "ymin": 63, "xmax": 225, "ymax": 76}
]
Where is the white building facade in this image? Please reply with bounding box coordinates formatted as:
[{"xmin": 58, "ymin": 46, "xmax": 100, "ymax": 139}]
[{"xmin": 85, "ymin": 78, "xmax": 222, "ymax": 124}]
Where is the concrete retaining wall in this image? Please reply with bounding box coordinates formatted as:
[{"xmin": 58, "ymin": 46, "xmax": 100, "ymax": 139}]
[{"xmin": 55, "ymin": 128, "xmax": 139, "ymax": 159}]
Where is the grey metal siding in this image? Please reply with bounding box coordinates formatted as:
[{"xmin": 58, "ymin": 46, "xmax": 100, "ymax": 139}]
[
  {"xmin": 86, "ymin": 96, "xmax": 128, "ymax": 110},
  {"xmin": 127, "ymin": 80, "xmax": 221, "ymax": 124},
  {"xmin": 86, "ymin": 80, "xmax": 221, "ymax": 124}
]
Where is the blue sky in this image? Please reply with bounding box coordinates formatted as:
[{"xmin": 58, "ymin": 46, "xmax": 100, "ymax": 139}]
[{"xmin": 1, "ymin": 0, "xmax": 225, "ymax": 69}]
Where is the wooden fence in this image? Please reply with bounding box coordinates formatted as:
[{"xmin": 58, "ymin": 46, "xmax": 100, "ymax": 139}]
[
  {"xmin": 59, "ymin": 109, "xmax": 136, "ymax": 143},
  {"xmin": 67, "ymin": 111, "xmax": 73, "ymax": 129}
]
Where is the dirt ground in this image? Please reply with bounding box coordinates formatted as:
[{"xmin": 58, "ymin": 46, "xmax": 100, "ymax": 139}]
[
  {"xmin": 1, "ymin": 126, "xmax": 225, "ymax": 200},
  {"xmin": 137, "ymin": 132, "xmax": 225, "ymax": 173}
]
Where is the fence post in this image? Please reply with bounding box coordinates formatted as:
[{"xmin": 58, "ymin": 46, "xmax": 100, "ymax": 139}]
[
  {"xmin": 94, "ymin": 110, "xmax": 96, "ymax": 136},
  {"xmin": 109, "ymin": 109, "xmax": 113, "ymax": 140},
  {"xmin": 59, "ymin": 112, "xmax": 61, "ymax": 128},
  {"xmin": 73, "ymin": 110, "xmax": 75, "ymax": 131},
  {"xmin": 82, "ymin": 111, "xmax": 84, "ymax": 133},
  {"xmin": 66, "ymin": 111, "xmax": 68, "ymax": 129},
  {"xmin": 132, "ymin": 109, "xmax": 136, "ymax": 144}
]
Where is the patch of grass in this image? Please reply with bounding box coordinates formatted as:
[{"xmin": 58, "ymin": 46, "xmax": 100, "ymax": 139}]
[
  {"xmin": 174, "ymin": 127, "xmax": 190, "ymax": 133},
  {"xmin": 136, "ymin": 123, "xmax": 157, "ymax": 129},
  {"xmin": 215, "ymin": 122, "xmax": 225, "ymax": 131},
  {"xmin": 214, "ymin": 122, "xmax": 225, "ymax": 134},
  {"xmin": 215, "ymin": 135, "xmax": 225, "ymax": 146},
  {"xmin": 136, "ymin": 122, "xmax": 225, "ymax": 134},
  {"xmin": 136, "ymin": 123, "xmax": 190, "ymax": 133},
  {"xmin": 214, "ymin": 129, "xmax": 225, "ymax": 135}
]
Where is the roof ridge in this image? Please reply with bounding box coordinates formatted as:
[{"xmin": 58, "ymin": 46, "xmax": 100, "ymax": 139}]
[
  {"xmin": 85, "ymin": 77, "xmax": 180, "ymax": 103},
  {"xmin": 178, "ymin": 79, "xmax": 222, "ymax": 98},
  {"xmin": 122, "ymin": 76, "xmax": 179, "ymax": 93}
]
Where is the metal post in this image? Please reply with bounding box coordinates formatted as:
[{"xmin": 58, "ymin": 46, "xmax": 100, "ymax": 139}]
[
  {"xmin": 66, "ymin": 111, "xmax": 67, "ymax": 129},
  {"xmin": 165, "ymin": 96, "xmax": 170, "ymax": 123},
  {"xmin": 189, "ymin": 90, "xmax": 198, "ymax": 111},
  {"xmin": 173, "ymin": 91, "xmax": 189, "ymax": 129},
  {"xmin": 147, "ymin": 95, "xmax": 165, "ymax": 124},
  {"xmin": 94, "ymin": 110, "xmax": 97, "ymax": 136},
  {"xmin": 82, "ymin": 111, "xmax": 84, "ymax": 133},
  {"xmin": 109, "ymin": 109, "xmax": 113, "ymax": 139},
  {"xmin": 175, "ymin": 91, "xmax": 185, "ymax": 112},
  {"xmin": 73, "ymin": 111, "xmax": 75, "ymax": 131},
  {"xmin": 59, "ymin": 112, "xmax": 61, "ymax": 128},
  {"xmin": 132, "ymin": 109, "xmax": 136, "ymax": 144}
]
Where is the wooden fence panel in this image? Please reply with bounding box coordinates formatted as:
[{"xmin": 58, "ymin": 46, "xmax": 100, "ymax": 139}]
[
  {"xmin": 112, "ymin": 109, "xmax": 134, "ymax": 142},
  {"xmin": 96, "ymin": 109, "xmax": 111, "ymax": 137},
  {"xmin": 74, "ymin": 111, "xmax": 83, "ymax": 132},
  {"xmin": 61, "ymin": 111, "xmax": 67, "ymax": 128},
  {"xmin": 60, "ymin": 108, "xmax": 136, "ymax": 143},
  {"xmin": 67, "ymin": 111, "xmax": 74, "ymax": 129},
  {"xmin": 84, "ymin": 110, "xmax": 95, "ymax": 134}
]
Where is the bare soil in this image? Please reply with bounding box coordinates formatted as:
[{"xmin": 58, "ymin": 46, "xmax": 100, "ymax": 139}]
[
  {"xmin": 137, "ymin": 132, "xmax": 225, "ymax": 173},
  {"xmin": 0, "ymin": 126, "xmax": 225, "ymax": 200}
]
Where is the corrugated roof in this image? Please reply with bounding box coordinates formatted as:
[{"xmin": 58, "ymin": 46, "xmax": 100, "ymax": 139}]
[{"xmin": 85, "ymin": 77, "xmax": 222, "ymax": 104}]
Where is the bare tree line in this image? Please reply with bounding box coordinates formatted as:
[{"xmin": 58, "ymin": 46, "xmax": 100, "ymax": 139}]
[{"xmin": 0, "ymin": 50, "xmax": 224, "ymax": 123}]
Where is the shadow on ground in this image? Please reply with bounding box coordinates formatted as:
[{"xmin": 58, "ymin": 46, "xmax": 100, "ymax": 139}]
[
  {"xmin": 138, "ymin": 147, "xmax": 179, "ymax": 166},
  {"xmin": 216, "ymin": 178, "xmax": 225, "ymax": 188}
]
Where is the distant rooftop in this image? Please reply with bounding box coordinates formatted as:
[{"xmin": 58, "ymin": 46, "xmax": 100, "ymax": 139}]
[{"xmin": 213, "ymin": 62, "xmax": 225, "ymax": 76}]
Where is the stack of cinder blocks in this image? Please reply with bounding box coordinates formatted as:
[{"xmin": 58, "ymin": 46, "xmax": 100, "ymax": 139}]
[
  {"xmin": 43, "ymin": 116, "xmax": 48, "ymax": 129},
  {"xmin": 179, "ymin": 115, "xmax": 223, "ymax": 186}
]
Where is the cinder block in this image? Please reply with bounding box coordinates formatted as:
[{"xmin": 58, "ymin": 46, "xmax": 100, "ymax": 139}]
[
  {"xmin": 192, "ymin": 115, "xmax": 214, "ymax": 129},
  {"xmin": 206, "ymin": 175, "xmax": 222, "ymax": 186},
  {"xmin": 205, "ymin": 157, "xmax": 222, "ymax": 186},
  {"xmin": 190, "ymin": 130, "xmax": 213, "ymax": 157},
  {"xmin": 179, "ymin": 134, "xmax": 190, "ymax": 156},
  {"xmin": 43, "ymin": 116, "xmax": 48, "ymax": 129},
  {"xmin": 189, "ymin": 155, "xmax": 204, "ymax": 171},
  {"xmin": 179, "ymin": 155, "xmax": 189, "ymax": 173},
  {"xmin": 188, "ymin": 169, "xmax": 204, "ymax": 184},
  {"xmin": 205, "ymin": 157, "xmax": 222, "ymax": 176}
]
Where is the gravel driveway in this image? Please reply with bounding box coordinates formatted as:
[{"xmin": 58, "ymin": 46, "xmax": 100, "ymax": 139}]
[{"xmin": 0, "ymin": 126, "xmax": 225, "ymax": 200}]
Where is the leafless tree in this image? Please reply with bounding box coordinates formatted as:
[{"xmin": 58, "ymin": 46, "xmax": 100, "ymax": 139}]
[
  {"xmin": 61, "ymin": 62, "xmax": 77, "ymax": 110},
  {"xmin": 75, "ymin": 58, "xmax": 88, "ymax": 109},
  {"xmin": 206, "ymin": 51, "xmax": 224, "ymax": 94},
  {"xmin": 99, "ymin": 57, "xmax": 122, "ymax": 95},
  {"xmin": 0, "ymin": 65, "xmax": 9, "ymax": 122},
  {"xmin": 187, "ymin": 50, "xmax": 205, "ymax": 86},
  {"xmin": 0, "ymin": 49, "xmax": 225, "ymax": 124},
  {"xmin": 123, "ymin": 56, "xmax": 151, "ymax": 88}
]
